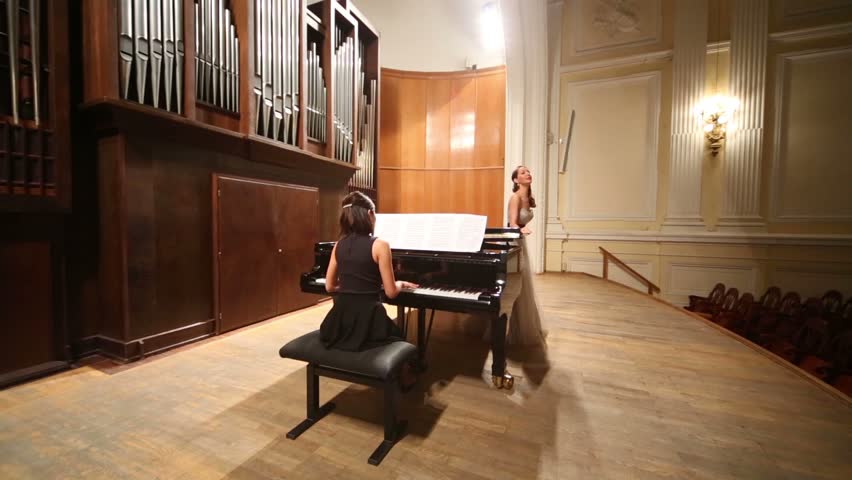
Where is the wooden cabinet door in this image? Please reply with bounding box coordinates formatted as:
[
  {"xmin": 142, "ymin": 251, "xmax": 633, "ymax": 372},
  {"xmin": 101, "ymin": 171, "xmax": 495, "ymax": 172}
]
[
  {"xmin": 275, "ymin": 185, "xmax": 320, "ymax": 314},
  {"xmin": 0, "ymin": 242, "xmax": 57, "ymax": 376},
  {"xmin": 216, "ymin": 176, "xmax": 278, "ymax": 333}
]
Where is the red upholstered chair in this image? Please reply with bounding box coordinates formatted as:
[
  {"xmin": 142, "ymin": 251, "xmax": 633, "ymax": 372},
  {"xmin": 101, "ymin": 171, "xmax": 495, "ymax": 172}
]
[
  {"xmin": 820, "ymin": 290, "xmax": 844, "ymax": 318},
  {"xmin": 687, "ymin": 283, "xmax": 725, "ymax": 313},
  {"xmin": 790, "ymin": 317, "xmax": 832, "ymax": 368},
  {"xmin": 825, "ymin": 331, "xmax": 852, "ymax": 397},
  {"xmin": 758, "ymin": 286, "xmax": 782, "ymax": 312},
  {"xmin": 697, "ymin": 287, "xmax": 738, "ymax": 320},
  {"xmin": 828, "ymin": 298, "xmax": 852, "ymax": 338},
  {"xmin": 716, "ymin": 293, "xmax": 754, "ymax": 334},
  {"xmin": 762, "ymin": 298, "xmax": 816, "ymax": 362},
  {"xmin": 748, "ymin": 291, "xmax": 801, "ymax": 344}
]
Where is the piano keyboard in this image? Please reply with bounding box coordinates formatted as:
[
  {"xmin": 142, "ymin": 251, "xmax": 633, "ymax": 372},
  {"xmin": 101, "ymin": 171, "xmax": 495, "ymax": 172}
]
[
  {"xmin": 402, "ymin": 287, "xmax": 482, "ymax": 301},
  {"xmin": 483, "ymin": 232, "xmax": 521, "ymax": 240},
  {"xmin": 308, "ymin": 278, "xmax": 483, "ymax": 302}
]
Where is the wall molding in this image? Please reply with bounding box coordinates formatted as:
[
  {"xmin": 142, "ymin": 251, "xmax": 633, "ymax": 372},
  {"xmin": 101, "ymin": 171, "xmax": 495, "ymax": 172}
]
[
  {"xmin": 777, "ymin": 1, "xmax": 852, "ymax": 21},
  {"xmin": 558, "ymin": 42, "xmax": 731, "ymax": 75},
  {"xmin": 565, "ymin": 256, "xmax": 653, "ymax": 273},
  {"xmin": 564, "ymin": 71, "xmax": 660, "ymax": 221},
  {"xmin": 560, "ymin": 49, "xmax": 673, "ymax": 73},
  {"xmin": 769, "ymin": 21, "xmax": 852, "ymax": 44},
  {"xmin": 668, "ymin": 262, "xmax": 758, "ymax": 295},
  {"xmin": 770, "ymin": 46, "xmax": 852, "ymax": 222},
  {"xmin": 707, "ymin": 40, "xmax": 731, "ymax": 54},
  {"xmin": 548, "ymin": 229, "xmax": 852, "ymax": 246},
  {"xmin": 382, "ymin": 65, "xmax": 506, "ymax": 79},
  {"xmin": 771, "ymin": 267, "xmax": 852, "ymax": 298}
]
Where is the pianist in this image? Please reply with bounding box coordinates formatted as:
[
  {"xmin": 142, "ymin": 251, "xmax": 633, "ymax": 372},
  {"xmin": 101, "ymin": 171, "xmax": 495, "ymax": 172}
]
[{"xmin": 319, "ymin": 192, "xmax": 420, "ymax": 389}]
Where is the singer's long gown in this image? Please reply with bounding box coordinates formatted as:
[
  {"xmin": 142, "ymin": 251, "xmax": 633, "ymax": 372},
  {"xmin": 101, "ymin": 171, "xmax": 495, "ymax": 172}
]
[{"xmin": 506, "ymin": 207, "xmax": 546, "ymax": 346}]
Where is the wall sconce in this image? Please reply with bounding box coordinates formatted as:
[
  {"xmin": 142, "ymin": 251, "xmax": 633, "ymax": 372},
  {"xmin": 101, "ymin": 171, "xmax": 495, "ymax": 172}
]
[{"xmin": 696, "ymin": 95, "xmax": 739, "ymax": 156}]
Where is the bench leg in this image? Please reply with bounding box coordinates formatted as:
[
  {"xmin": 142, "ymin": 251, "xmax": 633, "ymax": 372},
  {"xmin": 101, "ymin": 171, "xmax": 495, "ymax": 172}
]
[
  {"xmin": 287, "ymin": 364, "xmax": 336, "ymax": 440},
  {"xmin": 368, "ymin": 377, "xmax": 407, "ymax": 466}
]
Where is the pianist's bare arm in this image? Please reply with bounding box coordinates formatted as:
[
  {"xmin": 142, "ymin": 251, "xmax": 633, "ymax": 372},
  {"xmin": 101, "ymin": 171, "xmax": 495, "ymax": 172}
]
[
  {"xmin": 324, "ymin": 243, "xmax": 341, "ymax": 293},
  {"xmin": 373, "ymin": 238, "xmax": 418, "ymax": 299}
]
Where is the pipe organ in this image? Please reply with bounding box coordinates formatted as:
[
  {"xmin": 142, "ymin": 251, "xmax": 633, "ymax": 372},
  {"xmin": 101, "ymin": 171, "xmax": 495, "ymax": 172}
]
[
  {"xmin": 306, "ymin": 42, "xmax": 327, "ymax": 143},
  {"xmin": 0, "ymin": 0, "xmax": 382, "ymax": 204},
  {"xmin": 0, "ymin": 0, "xmax": 67, "ymax": 202},
  {"xmin": 353, "ymin": 38, "xmax": 376, "ymax": 195},
  {"xmin": 119, "ymin": 0, "xmax": 185, "ymax": 113},
  {"xmin": 0, "ymin": 0, "xmax": 381, "ymax": 387},
  {"xmin": 195, "ymin": 0, "xmax": 239, "ymax": 113},
  {"xmin": 253, "ymin": 0, "xmax": 300, "ymax": 144},
  {"xmin": 333, "ymin": 28, "xmax": 353, "ymax": 163},
  {"xmin": 109, "ymin": 0, "xmax": 380, "ymax": 201},
  {"xmin": 82, "ymin": 0, "xmax": 382, "ymax": 363}
]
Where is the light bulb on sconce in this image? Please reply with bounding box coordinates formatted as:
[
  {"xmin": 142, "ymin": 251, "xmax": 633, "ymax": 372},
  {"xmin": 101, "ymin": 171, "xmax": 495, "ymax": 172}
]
[{"xmin": 695, "ymin": 95, "xmax": 739, "ymax": 155}]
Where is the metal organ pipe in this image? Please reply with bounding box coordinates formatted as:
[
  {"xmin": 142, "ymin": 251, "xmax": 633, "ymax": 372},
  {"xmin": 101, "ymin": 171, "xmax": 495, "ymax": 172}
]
[{"xmin": 119, "ymin": 0, "xmax": 187, "ymax": 113}]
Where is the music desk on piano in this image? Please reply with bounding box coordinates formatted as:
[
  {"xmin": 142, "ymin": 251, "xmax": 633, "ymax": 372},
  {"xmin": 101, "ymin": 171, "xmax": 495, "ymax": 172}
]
[{"xmin": 300, "ymin": 228, "xmax": 523, "ymax": 389}]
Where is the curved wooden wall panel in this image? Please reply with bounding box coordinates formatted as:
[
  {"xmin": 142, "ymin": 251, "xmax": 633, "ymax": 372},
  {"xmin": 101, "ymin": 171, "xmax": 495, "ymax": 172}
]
[{"xmin": 379, "ymin": 67, "xmax": 506, "ymax": 226}]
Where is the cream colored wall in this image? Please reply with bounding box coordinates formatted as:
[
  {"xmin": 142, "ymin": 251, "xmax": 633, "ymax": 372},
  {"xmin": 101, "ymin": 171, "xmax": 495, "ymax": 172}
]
[
  {"xmin": 548, "ymin": 0, "xmax": 852, "ymax": 304},
  {"xmin": 353, "ymin": 0, "xmax": 505, "ymax": 71}
]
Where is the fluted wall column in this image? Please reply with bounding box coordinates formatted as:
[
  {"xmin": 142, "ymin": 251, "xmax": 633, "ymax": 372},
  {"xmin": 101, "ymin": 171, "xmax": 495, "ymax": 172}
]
[
  {"xmin": 546, "ymin": 0, "xmax": 564, "ymax": 237},
  {"xmin": 665, "ymin": 0, "xmax": 708, "ymax": 227},
  {"xmin": 502, "ymin": 0, "xmax": 548, "ymax": 273},
  {"xmin": 722, "ymin": 0, "xmax": 768, "ymax": 224}
]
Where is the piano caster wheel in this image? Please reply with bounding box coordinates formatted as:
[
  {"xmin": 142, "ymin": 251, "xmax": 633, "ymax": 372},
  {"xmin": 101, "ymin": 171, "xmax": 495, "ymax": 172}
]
[{"xmin": 492, "ymin": 373, "xmax": 514, "ymax": 390}]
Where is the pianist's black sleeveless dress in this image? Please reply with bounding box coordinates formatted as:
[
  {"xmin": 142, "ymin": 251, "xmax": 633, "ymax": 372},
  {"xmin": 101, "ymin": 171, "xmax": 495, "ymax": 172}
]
[{"xmin": 319, "ymin": 233, "xmax": 404, "ymax": 351}]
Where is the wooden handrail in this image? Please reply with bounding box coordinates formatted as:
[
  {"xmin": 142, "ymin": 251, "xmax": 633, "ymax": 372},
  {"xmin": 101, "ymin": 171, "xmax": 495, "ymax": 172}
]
[{"xmin": 599, "ymin": 247, "xmax": 661, "ymax": 295}]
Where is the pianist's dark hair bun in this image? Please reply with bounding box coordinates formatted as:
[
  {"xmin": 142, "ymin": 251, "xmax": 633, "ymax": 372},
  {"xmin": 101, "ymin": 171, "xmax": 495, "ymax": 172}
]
[
  {"xmin": 511, "ymin": 165, "xmax": 536, "ymax": 208},
  {"xmin": 339, "ymin": 191, "xmax": 376, "ymax": 237}
]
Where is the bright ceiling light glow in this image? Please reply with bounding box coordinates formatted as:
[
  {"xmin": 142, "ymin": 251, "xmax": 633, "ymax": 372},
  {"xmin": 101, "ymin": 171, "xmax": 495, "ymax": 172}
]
[{"xmin": 480, "ymin": 2, "xmax": 504, "ymax": 51}]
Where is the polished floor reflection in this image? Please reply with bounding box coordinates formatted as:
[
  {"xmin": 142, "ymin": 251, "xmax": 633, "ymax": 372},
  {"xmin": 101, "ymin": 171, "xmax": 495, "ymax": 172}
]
[{"xmin": 1, "ymin": 273, "xmax": 850, "ymax": 479}]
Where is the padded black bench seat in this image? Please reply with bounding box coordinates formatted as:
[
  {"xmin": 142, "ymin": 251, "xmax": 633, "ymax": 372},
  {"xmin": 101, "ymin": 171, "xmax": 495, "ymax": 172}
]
[{"xmin": 279, "ymin": 330, "xmax": 418, "ymax": 466}]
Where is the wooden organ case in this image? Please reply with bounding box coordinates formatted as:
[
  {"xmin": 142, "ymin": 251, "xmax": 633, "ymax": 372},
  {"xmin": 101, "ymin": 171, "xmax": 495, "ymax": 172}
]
[
  {"xmin": 39, "ymin": 0, "xmax": 382, "ymax": 367},
  {"xmin": 0, "ymin": 1, "xmax": 72, "ymax": 387}
]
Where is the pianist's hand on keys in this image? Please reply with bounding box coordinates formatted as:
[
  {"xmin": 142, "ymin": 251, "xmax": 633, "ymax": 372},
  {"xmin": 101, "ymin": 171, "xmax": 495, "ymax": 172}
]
[{"xmin": 400, "ymin": 286, "xmax": 483, "ymax": 301}]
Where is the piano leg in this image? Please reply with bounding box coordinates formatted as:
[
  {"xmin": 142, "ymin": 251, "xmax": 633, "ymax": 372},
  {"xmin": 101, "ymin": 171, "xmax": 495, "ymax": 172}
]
[
  {"xmin": 396, "ymin": 305, "xmax": 406, "ymax": 339},
  {"xmin": 415, "ymin": 308, "xmax": 428, "ymax": 373},
  {"xmin": 491, "ymin": 313, "xmax": 514, "ymax": 389}
]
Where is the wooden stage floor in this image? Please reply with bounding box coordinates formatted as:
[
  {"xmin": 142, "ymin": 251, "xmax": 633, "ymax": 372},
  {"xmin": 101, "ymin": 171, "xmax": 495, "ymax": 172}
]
[{"xmin": 1, "ymin": 273, "xmax": 851, "ymax": 479}]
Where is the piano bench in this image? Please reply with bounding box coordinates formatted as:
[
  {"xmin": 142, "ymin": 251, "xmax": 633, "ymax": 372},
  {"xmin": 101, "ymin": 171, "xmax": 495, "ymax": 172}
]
[{"xmin": 279, "ymin": 330, "xmax": 418, "ymax": 466}]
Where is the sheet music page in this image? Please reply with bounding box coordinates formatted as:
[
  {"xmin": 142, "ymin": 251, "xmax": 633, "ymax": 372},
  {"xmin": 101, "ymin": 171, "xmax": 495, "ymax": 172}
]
[{"xmin": 374, "ymin": 214, "xmax": 487, "ymax": 252}]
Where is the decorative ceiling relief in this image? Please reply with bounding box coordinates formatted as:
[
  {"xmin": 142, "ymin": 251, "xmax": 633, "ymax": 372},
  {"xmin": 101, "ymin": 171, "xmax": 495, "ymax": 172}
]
[
  {"xmin": 571, "ymin": 0, "xmax": 661, "ymax": 55},
  {"xmin": 593, "ymin": 0, "xmax": 641, "ymax": 37}
]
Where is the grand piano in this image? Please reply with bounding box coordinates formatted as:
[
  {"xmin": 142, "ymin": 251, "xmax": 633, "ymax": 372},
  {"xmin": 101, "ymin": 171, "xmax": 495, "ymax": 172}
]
[{"xmin": 300, "ymin": 227, "xmax": 523, "ymax": 389}]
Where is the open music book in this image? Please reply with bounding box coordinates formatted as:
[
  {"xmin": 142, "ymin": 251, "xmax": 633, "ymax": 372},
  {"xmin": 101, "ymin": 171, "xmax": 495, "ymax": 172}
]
[{"xmin": 374, "ymin": 214, "xmax": 488, "ymax": 253}]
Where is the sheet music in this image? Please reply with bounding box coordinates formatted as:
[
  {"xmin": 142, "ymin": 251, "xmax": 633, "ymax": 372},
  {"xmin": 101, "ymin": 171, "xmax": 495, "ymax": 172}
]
[{"xmin": 374, "ymin": 214, "xmax": 487, "ymax": 252}]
